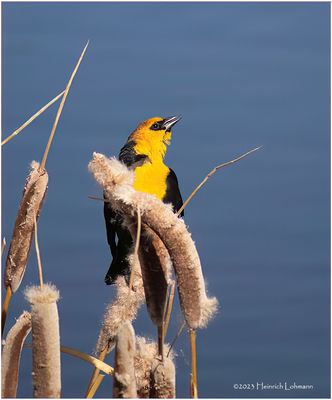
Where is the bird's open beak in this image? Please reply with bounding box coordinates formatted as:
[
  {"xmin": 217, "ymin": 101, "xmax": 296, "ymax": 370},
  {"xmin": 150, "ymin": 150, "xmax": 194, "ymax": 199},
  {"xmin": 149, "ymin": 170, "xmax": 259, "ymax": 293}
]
[{"xmin": 162, "ymin": 115, "xmax": 182, "ymax": 131}]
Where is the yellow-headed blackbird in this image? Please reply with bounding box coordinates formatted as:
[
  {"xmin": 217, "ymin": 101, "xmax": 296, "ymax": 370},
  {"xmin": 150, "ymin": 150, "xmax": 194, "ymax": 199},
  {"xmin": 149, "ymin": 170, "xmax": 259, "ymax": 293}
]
[{"xmin": 104, "ymin": 116, "xmax": 183, "ymax": 284}]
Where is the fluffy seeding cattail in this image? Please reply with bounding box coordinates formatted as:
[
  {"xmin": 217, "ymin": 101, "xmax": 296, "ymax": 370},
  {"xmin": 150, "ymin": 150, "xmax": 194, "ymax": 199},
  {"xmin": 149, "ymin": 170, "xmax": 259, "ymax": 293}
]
[
  {"xmin": 150, "ymin": 358, "xmax": 176, "ymax": 398},
  {"xmin": 89, "ymin": 153, "xmax": 218, "ymax": 329},
  {"xmin": 1, "ymin": 311, "xmax": 32, "ymax": 398},
  {"xmin": 25, "ymin": 284, "xmax": 61, "ymax": 398},
  {"xmin": 134, "ymin": 337, "xmax": 173, "ymax": 398},
  {"xmin": 5, "ymin": 162, "xmax": 48, "ymax": 293},
  {"xmin": 112, "ymin": 322, "xmax": 137, "ymax": 398},
  {"xmin": 96, "ymin": 267, "xmax": 145, "ymax": 355}
]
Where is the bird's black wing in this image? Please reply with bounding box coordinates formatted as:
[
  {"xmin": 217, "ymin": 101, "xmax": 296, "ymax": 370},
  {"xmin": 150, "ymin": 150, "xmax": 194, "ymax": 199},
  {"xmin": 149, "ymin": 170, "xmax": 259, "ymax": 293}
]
[
  {"xmin": 119, "ymin": 140, "xmax": 148, "ymax": 168},
  {"xmin": 163, "ymin": 168, "xmax": 184, "ymax": 217},
  {"xmin": 103, "ymin": 191, "xmax": 117, "ymax": 257}
]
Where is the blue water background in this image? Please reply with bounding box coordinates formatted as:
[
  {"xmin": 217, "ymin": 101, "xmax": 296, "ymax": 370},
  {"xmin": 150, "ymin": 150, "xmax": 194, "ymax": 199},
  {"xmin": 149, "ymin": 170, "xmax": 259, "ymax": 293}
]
[{"xmin": 2, "ymin": 2, "xmax": 330, "ymax": 398}]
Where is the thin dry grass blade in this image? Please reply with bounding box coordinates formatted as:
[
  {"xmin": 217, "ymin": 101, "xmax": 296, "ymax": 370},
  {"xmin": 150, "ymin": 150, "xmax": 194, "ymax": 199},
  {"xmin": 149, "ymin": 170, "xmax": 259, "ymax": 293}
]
[
  {"xmin": 33, "ymin": 214, "xmax": 44, "ymax": 288},
  {"xmin": 2, "ymin": 237, "xmax": 6, "ymax": 256},
  {"xmin": 85, "ymin": 346, "xmax": 108, "ymax": 397},
  {"xmin": 25, "ymin": 284, "xmax": 61, "ymax": 398},
  {"xmin": 167, "ymin": 320, "xmax": 186, "ymax": 358},
  {"xmin": 164, "ymin": 281, "xmax": 175, "ymax": 337},
  {"xmin": 40, "ymin": 41, "xmax": 89, "ymax": 171},
  {"xmin": 1, "ymin": 311, "xmax": 31, "ymax": 398},
  {"xmin": 112, "ymin": 322, "xmax": 137, "ymax": 398},
  {"xmin": 1, "ymin": 90, "xmax": 65, "ymax": 146},
  {"xmin": 177, "ymin": 146, "xmax": 262, "ymax": 215},
  {"xmin": 86, "ymin": 374, "xmax": 105, "ymax": 398},
  {"xmin": 5, "ymin": 162, "xmax": 48, "ymax": 294},
  {"xmin": 60, "ymin": 346, "xmax": 113, "ymax": 375}
]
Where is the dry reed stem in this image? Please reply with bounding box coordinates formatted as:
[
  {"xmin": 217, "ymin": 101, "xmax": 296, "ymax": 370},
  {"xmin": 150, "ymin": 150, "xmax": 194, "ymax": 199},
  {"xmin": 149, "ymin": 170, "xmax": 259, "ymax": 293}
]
[
  {"xmin": 25, "ymin": 343, "xmax": 114, "ymax": 376},
  {"xmin": 190, "ymin": 329, "xmax": 198, "ymax": 398},
  {"xmin": 25, "ymin": 284, "xmax": 61, "ymax": 398},
  {"xmin": 33, "ymin": 214, "xmax": 44, "ymax": 288},
  {"xmin": 2, "ymin": 237, "xmax": 6, "ymax": 256},
  {"xmin": 85, "ymin": 347, "xmax": 108, "ymax": 397},
  {"xmin": 167, "ymin": 320, "xmax": 186, "ymax": 358},
  {"xmin": 5, "ymin": 161, "xmax": 48, "ymax": 294},
  {"xmin": 95, "ymin": 270, "xmax": 145, "ymax": 354},
  {"xmin": 164, "ymin": 281, "xmax": 175, "ymax": 337},
  {"xmin": 150, "ymin": 358, "xmax": 176, "ymax": 398},
  {"xmin": 129, "ymin": 205, "xmax": 141, "ymax": 290},
  {"xmin": 86, "ymin": 374, "xmax": 105, "ymax": 398},
  {"xmin": 89, "ymin": 154, "xmax": 218, "ymax": 329},
  {"xmin": 1, "ymin": 287, "xmax": 12, "ymax": 335},
  {"xmin": 1, "ymin": 311, "xmax": 31, "ymax": 398},
  {"xmin": 177, "ymin": 146, "xmax": 262, "ymax": 216},
  {"xmin": 39, "ymin": 41, "xmax": 89, "ymax": 171},
  {"xmin": 112, "ymin": 322, "xmax": 137, "ymax": 398},
  {"xmin": 1, "ymin": 90, "xmax": 65, "ymax": 146}
]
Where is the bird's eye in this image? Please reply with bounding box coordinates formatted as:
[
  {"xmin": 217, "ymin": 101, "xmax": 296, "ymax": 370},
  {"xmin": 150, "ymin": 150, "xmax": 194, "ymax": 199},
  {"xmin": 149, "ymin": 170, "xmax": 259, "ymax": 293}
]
[{"xmin": 151, "ymin": 123, "xmax": 160, "ymax": 130}]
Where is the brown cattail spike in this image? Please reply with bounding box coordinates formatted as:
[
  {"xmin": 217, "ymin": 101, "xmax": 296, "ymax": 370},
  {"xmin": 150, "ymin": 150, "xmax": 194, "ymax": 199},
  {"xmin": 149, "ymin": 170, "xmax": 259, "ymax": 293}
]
[
  {"xmin": 1, "ymin": 311, "xmax": 32, "ymax": 398},
  {"xmin": 5, "ymin": 162, "xmax": 48, "ymax": 294},
  {"xmin": 25, "ymin": 284, "xmax": 61, "ymax": 398}
]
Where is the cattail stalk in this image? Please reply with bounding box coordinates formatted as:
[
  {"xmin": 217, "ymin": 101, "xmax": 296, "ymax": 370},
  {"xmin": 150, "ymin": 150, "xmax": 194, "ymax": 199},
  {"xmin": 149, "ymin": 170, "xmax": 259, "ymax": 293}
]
[
  {"xmin": 1, "ymin": 311, "xmax": 31, "ymax": 398},
  {"xmin": 86, "ymin": 374, "xmax": 105, "ymax": 398},
  {"xmin": 112, "ymin": 322, "xmax": 137, "ymax": 398},
  {"xmin": 190, "ymin": 329, "xmax": 198, "ymax": 398},
  {"xmin": 25, "ymin": 284, "xmax": 61, "ymax": 398}
]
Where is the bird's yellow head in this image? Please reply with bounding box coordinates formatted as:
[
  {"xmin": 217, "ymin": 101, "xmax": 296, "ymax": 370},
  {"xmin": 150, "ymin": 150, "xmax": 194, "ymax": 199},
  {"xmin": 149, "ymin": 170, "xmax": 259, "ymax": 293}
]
[{"xmin": 129, "ymin": 116, "xmax": 181, "ymax": 161}]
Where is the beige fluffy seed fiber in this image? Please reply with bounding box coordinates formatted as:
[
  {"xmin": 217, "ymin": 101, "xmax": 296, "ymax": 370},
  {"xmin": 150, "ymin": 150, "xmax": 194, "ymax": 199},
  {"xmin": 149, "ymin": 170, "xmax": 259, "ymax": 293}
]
[{"xmin": 96, "ymin": 267, "xmax": 145, "ymax": 354}]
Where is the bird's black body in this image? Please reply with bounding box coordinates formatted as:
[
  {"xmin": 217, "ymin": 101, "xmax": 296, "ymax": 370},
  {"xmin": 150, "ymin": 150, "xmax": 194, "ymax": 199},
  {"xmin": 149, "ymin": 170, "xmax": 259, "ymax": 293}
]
[{"xmin": 103, "ymin": 145, "xmax": 183, "ymax": 285}]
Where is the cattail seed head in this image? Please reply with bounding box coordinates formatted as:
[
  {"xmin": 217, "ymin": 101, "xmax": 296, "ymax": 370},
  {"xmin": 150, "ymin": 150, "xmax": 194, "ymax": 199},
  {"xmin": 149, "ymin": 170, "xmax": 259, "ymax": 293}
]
[{"xmin": 5, "ymin": 162, "xmax": 48, "ymax": 293}]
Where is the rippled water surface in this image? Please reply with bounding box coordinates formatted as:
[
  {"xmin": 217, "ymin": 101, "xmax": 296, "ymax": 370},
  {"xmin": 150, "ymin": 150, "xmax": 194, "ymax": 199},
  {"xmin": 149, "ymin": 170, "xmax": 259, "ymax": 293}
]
[{"xmin": 2, "ymin": 2, "xmax": 330, "ymax": 398}]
